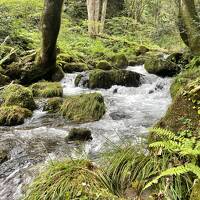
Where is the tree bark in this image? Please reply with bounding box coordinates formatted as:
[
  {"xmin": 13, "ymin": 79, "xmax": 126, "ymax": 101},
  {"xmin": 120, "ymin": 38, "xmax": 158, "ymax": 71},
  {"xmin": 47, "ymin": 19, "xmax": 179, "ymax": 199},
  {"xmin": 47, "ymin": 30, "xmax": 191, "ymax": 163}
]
[
  {"xmin": 100, "ymin": 0, "xmax": 108, "ymax": 33},
  {"xmin": 179, "ymin": 0, "xmax": 200, "ymax": 55}
]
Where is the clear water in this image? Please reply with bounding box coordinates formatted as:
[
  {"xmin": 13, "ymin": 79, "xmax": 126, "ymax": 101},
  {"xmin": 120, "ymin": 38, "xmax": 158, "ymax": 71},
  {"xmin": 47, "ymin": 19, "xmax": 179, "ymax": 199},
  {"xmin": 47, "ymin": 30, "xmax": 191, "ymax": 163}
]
[{"xmin": 0, "ymin": 65, "xmax": 172, "ymax": 200}]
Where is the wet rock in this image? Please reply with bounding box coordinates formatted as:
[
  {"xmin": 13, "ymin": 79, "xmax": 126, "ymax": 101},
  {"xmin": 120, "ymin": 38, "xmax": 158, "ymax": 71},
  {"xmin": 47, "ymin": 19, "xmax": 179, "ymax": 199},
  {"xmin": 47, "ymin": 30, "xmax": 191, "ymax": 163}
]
[
  {"xmin": 1, "ymin": 84, "xmax": 36, "ymax": 110},
  {"xmin": 0, "ymin": 106, "xmax": 32, "ymax": 126},
  {"xmin": 96, "ymin": 60, "xmax": 112, "ymax": 70},
  {"xmin": 66, "ymin": 128, "xmax": 92, "ymax": 141},
  {"xmin": 145, "ymin": 56, "xmax": 180, "ymax": 77},
  {"xmin": 60, "ymin": 93, "xmax": 106, "ymax": 123},
  {"xmin": 62, "ymin": 62, "xmax": 88, "ymax": 73},
  {"xmin": 0, "ymin": 149, "xmax": 9, "ymax": 164},
  {"xmin": 43, "ymin": 97, "xmax": 63, "ymax": 113},
  {"xmin": 113, "ymin": 88, "xmax": 118, "ymax": 94},
  {"xmin": 51, "ymin": 65, "xmax": 65, "ymax": 81},
  {"xmin": 74, "ymin": 73, "xmax": 89, "ymax": 87},
  {"xmin": 76, "ymin": 69, "xmax": 142, "ymax": 89},
  {"xmin": 111, "ymin": 53, "xmax": 128, "ymax": 69},
  {"xmin": 110, "ymin": 112, "xmax": 131, "ymax": 120},
  {"xmin": 30, "ymin": 81, "xmax": 63, "ymax": 98}
]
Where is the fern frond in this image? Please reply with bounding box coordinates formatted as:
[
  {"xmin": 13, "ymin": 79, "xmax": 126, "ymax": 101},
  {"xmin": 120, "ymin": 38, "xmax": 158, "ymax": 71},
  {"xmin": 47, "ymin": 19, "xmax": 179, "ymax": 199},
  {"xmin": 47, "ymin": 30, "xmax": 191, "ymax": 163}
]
[
  {"xmin": 149, "ymin": 128, "xmax": 176, "ymax": 140},
  {"xmin": 186, "ymin": 163, "xmax": 200, "ymax": 178},
  {"xmin": 149, "ymin": 140, "xmax": 181, "ymax": 151}
]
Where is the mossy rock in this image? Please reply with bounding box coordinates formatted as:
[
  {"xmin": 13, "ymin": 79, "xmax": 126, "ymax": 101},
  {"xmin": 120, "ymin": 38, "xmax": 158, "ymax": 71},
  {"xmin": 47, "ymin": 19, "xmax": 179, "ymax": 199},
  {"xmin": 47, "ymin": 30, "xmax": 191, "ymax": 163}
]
[
  {"xmin": 62, "ymin": 62, "xmax": 88, "ymax": 73},
  {"xmin": 1, "ymin": 84, "xmax": 36, "ymax": 110},
  {"xmin": 190, "ymin": 180, "xmax": 200, "ymax": 200},
  {"xmin": 111, "ymin": 53, "xmax": 128, "ymax": 69},
  {"xmin": 60, "ymin": 93, "xmax": 106, "ymax": 123},
  {"xmin": 96, "ymin": 60, "xmax": 112, "ymax": 70},
  {"xmin": 43, "ymin": 97, "xmax": 63, "ymax": 113},
  {"xmin": 51, "ymin": 65, "xmax": 65, "ymax": 81},
  {"xmin": 66, "ymin": 128, "xmax": 92, "ymax": 141},
  {"xmin": 170, "ymin": 67, "xmax": 200, "ymax": 98},
  {"xmin": 145, "ymin": 56, "xmax": 180, "ymax": 77},
  {"xmin": 0, "ymin": 106, "xmax": 32, "ymax": 126},
  {"xmin": 128, "ymin": 55, "xmax": 146, "ymax": 66},
  {"xmin": 57, "ymin": 53, "xmax": 75, "ymax": 63},
  {"xmin": 0, "ymin": 148, "xmax": 9, "ymax": 164},
  {"xmin": 30, "ymin": 81, "xmax": 63, "ymax": 98},
  {"xmin": 78, "ymin": 69, "xmax": 141, "ymax": 89},
  {"xmin": 4, "ymin": 62, "xmax": 22, "ymax": 80},
  {"xmin": 135, "ymin": 46, "xmax": 149, "ymax": 56},
  {"xmin": 0, "ymin": 73, "xmax": 10, "ymax": 86},
  {"xmin": 157, "ymin": 78, "xmax": 200, "ymax": 135}
]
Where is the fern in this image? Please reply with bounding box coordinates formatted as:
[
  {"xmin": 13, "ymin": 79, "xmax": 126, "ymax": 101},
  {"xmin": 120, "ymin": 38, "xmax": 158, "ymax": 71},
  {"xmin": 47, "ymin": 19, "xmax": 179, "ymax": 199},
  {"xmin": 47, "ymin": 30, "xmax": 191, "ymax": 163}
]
[{"xmin": 149, "ymin": 127, "xmax": 176, "ymax": 140}]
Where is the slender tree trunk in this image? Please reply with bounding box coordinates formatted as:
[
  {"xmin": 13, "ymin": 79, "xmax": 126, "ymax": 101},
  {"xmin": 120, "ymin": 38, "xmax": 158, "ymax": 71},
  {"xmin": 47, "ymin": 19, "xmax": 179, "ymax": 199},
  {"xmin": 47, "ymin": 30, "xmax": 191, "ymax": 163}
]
[
  {"xmin": 179, "ymin": 0, "xmax": 200, "ymax": 55},
  {"xmin": 100, "ymin": 0, "xmax": 108, "ymax": 33}
]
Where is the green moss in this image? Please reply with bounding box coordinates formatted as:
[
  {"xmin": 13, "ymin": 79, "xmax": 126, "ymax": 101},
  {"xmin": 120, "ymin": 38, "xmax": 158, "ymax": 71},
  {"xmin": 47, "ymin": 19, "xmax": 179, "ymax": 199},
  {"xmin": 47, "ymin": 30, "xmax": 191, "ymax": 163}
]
[
  {"xmin": 24, "ymin": 159, "xmax": 119, "ymax": 200},
  {"xmin": 111, "ymin": 53, "xmax": 128, "ymax": 69},
  {"xmin": 144, "ymin": 56, "xmax": 179, "ymax": 77},
  {"xmin": 135, "ymin": 45, "xmax": 149, "ymax": 56},
  {"xmin": 43, "ymin": 97, "xmax": 63, "ymax": 113},
  {"xmin": 60, "ymin": 93, "xmax": 106, "ymax": 123},
  {"xmin": 96, "ymin": 60, "xmax": 112, "ymax": 70},
  {"xmin": 0, "ymin": 73, "xmax": 10, "ymax": 86},
  {"xmin": 170, "ymin": 67, "xmax": 200, "ymax": 98},
  {"xmin": 157, "ymin": 79, "xmax": 200, "ymax": 135},
  {"xmin": 0, "ymin": 105, "xmax": 32, "ymax": 126},
  {"xmin": 62, "ymin": 62, "xmax": 88, "ymax": 73},
  {"xmin": 190, "ymin": 180, "xmax": 200, "ymax": 200},
  {"xmin": 30, "ymin": 81, "xmax": 63, "ymax": 98},
  {"xmin": 88, "ymin": 69, "xmax": 141, "ymax": 89},
  {"xmin": 1, "ymin": 84, "xmax": 36, "ymax": 110}
]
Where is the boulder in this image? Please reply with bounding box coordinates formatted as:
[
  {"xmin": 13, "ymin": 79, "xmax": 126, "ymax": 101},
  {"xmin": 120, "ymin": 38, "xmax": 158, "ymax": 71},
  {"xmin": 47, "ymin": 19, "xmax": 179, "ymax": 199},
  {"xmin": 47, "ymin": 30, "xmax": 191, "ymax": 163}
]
[
  {"xmin": 60, "ymin": 93, "xmax": 106, "ymax": 123},
  {"xmin": 43, "ymin": 97, "xmax": 63, "ymax": 113},
  {"xmin": 62, "ymin": 62, "xmax": 88, "ymax": 73},
  {"xmin": 30, "ymin": 81, "xmax": 63, "ymax": 98},
  {"xmin": 1, "ymin": 84, "xmax": 36, "ymax": 110},
  {"xmin": 145, "ymin": 56, "xmax": 180, "ymax": 77},
  {"xmin": 0, "ymin": 148, "xmax": 9, "ymax": 164},
  {"xmin": 0, "ymin": 106, "xmax": 32, "ymax": 126},
  {"xmin": 51, "ymin": 65, "xmax": 65, "ymax": 81},
  {"xmin": 66, "ymin": 128, "xmax": 92, "ymax": 141},
  {"xmin": 135, "ymin": 46, "xmax": 149, "ymax": 56},
  {"xmin": 111, "ymin": 53, "xmax": 128, "ymax": 69},
  {"xmin": 96, "ymin": 60, "xmax": 112, "ymax": 70},
  {"xmin": 75, "ymin": 69, "xmax": 142, "ymax": 89}
]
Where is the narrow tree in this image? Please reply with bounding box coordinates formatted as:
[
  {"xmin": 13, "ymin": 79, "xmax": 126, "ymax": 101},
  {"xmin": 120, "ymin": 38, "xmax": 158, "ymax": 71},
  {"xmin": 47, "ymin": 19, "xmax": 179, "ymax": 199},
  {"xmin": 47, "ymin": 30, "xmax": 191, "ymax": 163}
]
[
  {"xmin": 21, "ymin": 0, "xmax": 64, "ymax": 83},
  {"xmin": 100, "ymin": 0, "xmax": 108, "ymax": 33},
  {"xmin": 178, "ymin": 0, "xmax": 200, "ymax": 55}
]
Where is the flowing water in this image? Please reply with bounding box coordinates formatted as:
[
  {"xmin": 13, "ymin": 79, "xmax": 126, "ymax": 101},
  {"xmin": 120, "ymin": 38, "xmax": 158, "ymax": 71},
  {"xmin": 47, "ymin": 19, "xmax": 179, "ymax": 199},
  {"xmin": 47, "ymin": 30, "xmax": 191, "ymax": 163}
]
[{"xmin": 0, "ymin": 65, "xmax": 172, "ymax": 200}]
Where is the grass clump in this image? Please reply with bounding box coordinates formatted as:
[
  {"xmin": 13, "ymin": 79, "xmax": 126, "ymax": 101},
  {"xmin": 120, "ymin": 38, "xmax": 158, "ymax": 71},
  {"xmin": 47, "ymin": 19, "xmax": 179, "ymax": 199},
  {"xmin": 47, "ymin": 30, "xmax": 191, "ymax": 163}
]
[
  {"xmin": 30, "ymin": 81, "xmax": 63, "ymax": 98},
  {"xmin": 0, "ymin": 105, "xmax": 32, "ymax": 126},
  {"xmin": 60, "ymin": 93, "xmax": 106, "ymax": 123},
  {"xmin": 24, "ymin": 159, "xmax": 119, "ymax": 200},
  {"xmin": 1, "ymin": 84, "xmax": 36, "ymax": 110},
  {"xmin": 43, "ymin": 97, "xmax": 63, "ymax": 113}
]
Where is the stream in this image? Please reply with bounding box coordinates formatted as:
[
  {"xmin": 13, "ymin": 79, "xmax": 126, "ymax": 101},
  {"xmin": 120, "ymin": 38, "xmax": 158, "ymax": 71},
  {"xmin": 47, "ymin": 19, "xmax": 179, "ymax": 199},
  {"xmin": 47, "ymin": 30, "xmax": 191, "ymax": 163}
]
[{"xmin": 0, "ymin": 65, "xmax": 172, "ymax": 200}]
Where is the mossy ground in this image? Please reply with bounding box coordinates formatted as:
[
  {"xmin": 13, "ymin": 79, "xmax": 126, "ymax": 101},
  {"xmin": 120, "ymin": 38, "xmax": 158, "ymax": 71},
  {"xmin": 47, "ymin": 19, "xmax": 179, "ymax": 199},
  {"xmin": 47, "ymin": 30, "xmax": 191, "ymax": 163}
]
[
  {"xmin": 30, "ymin": 81, "xmax": 63, "ymax": 98},
  {"xmin": 60, "ymin": 93, "xmax": 106, "ymax": 123}
]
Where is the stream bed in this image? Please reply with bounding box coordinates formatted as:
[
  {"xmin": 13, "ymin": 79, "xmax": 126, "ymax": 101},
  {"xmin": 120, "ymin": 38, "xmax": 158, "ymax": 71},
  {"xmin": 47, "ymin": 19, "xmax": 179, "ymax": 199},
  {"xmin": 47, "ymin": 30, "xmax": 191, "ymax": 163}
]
[{"xmin": 0, "ymin": 65, "xmax": 172, "ymax": 200}]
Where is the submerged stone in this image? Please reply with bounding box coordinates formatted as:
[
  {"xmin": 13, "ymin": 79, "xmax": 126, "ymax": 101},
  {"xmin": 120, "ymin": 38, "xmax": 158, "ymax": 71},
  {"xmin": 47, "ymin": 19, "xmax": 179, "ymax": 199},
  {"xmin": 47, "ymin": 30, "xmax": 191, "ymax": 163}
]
[
  {"xmin": 60, "ymin": 93, "xmax": 106, "ymax": 123},
  {"xmin": 66, "ymin": 128, "xmax": 92, "ymax": 141}
]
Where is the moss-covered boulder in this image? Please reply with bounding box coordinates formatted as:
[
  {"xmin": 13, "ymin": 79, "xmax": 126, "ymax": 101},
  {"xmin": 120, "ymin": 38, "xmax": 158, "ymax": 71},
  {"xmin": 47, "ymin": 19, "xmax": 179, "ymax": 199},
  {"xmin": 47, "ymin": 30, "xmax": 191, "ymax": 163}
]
[
  {"xmin": 43, "ymin": 97, "xmax": 63, "ymax": 113},
  {"xmin": 135, "ymin": 46, "xmax": 149, "ymax": 56},
  {"xmin": 60, "ymin": 93, "xmax": 106, "ymax": 123},
  {"xmin": 145, "ymin": 56, "xmax": 180, "ymax": 77},
  {"xmin": 0, "ymin": 73, "xmax": 10, "ymax": 86},
  {"xmin": 111, "ymin": 53, "xmax": 128, "ymax": 69},
  {"xmin": 66, "ymin": 128, "xmax": 92, "ymax": 141},
  {"xmin": 62, "ymin": 62, "xmax": 88, "ymax": 73},
  {"xmin": 96, "ymin": 60, "xmax": 112, "ymax": 70},
  {"xmin": 4, "ymin": 62, "xmax": 22, "ymax": 80},
  {"xmin": 51, "ymin": 65, "xmax": 65, "ymax": 81},
  {"xmin": 75, "ymin": 69, "xmax": 142, "ymax": 89},
  {"xmin": 0, "ymin": 106, "xmax": 32, "ymax": 126},
  {"xmin": 1, "ymin": 84, "xmax": 36, "ymax": 110},
  {"xmin": 157, "ymin": 78, "xmax": 200, "ymax": 135},
  {"xmin": 170, "ymin": 67, "xmax": 200, "ymax": 98},
  {"xmin": 190, "ymin": 180, "xmax": 200, "ymax": 200},
  {"xmin": 30, "ymin": 81, "xmax": 63, "ymax": 98}
]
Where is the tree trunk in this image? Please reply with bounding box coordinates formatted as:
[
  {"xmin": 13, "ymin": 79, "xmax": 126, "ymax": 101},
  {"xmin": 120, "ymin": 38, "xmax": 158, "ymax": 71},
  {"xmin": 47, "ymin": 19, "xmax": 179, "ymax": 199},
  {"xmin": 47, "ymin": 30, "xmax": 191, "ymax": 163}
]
[
  {"xmin": 100, "ymin": 0, "xmax": 108, "ymax": 33},
  {"xmin": 179, "ymin": 0, "xmax": 200, "ymax": 55},
  {"xmin": 21, "ymin": 0, "xmax": 64, "ymax": 84}
]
